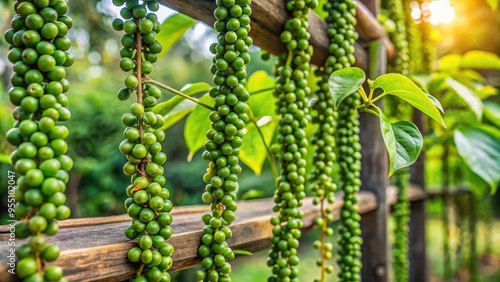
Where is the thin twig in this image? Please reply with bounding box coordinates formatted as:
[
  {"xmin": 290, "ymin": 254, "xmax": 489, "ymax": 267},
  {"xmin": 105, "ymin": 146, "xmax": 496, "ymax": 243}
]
[
  {"xmin": 143, "ymin": 77, "xmax": 215, "ymax": 111},
  {"xmin": 249, "ymin": 87, "xmax": 275, "ymax": 96},
  {"xmin": 253, "ymin": 119, "xmax": 278, "ymax": 179},
  {"xmin": 135, "ymin": 22, "xmax": 144, "ymax": 140},
  {"xmin": 248, "ymin": 109, "xmax": 278, "ymax": 179},
  {"xmin": 320, "ymin": 199, "xmax": 326, "ymax": 282}
]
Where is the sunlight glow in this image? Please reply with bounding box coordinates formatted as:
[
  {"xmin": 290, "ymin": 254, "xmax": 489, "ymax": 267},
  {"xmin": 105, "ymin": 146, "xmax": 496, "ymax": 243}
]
[{"xmin": 427, "ymin": 0, "xmax": 455, "ymax": 25}]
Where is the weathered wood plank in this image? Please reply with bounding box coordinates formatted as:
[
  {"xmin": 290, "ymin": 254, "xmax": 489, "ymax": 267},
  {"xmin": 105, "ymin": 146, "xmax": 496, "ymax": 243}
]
[
  {"xmin": 156, "ymin": 0, "xmax": 395, "ymax": 69},
  {"xmin": 359, "ymin": 16, "xmax": 390, "ymax": 279},
  {"xmin": 0, "ymin": 187, "xmax": 424, "ymax": 282},
  {"xmin": 409, "ymin": 109, "xmax": 428, "ymax": 282},
  {"xmin": 0, "ymin": 206, "xmax": 211, "ymax": 233}
]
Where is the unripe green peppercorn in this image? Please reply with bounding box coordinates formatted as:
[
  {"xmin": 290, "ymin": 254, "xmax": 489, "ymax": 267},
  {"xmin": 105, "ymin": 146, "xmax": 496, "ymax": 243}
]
[{"xmin": 112, "ymin": 1, "xmax": 174, "ymax": 280}]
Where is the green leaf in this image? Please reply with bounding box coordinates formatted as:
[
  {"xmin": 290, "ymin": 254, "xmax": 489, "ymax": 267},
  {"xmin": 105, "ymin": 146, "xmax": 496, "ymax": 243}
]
[
  {"xmin": 454, "ymin": 127, "xmax": 500, "ymax": 194},
  {"xmin": 419, "ymin": 87, "xmax": 444, "ymax": 114},
  {"xmin": 484, "ymin": 101, "xmax": 500, "ymax": 128},
  {"xmin": 184, "ymin": 94, "xmax": 213, "ymax": 161},
  {"xmin": 486, "ymin": 0, "xmax": 499, "ymax": 11},
  {"xmin": 157, "ymin": 13, "xmax": 197, "ymax": 58},
  {"xmin": 159, "ymin": 102, "xmax": 195, "ymax": 131},
  {"xmin": 328, "ymin": 67, "xmax": 366, "ymax": 110},
  {"xmin": 246, "ymin": 71, "xmax": 276, "ymax": 118},
  {"xmin": 152, "ymin": 82, "xmax": 211, "ymax": 115},
  {"xmin": 461, "ymin": 50, "xmax": 500, "ymax": 70},
  {"xmin": 232, "ymin": 249, "xmax": 253, "ymax": 256},
  {"xmin": 461, "ymin": 162, "xmax": 490, "ymax": 199},
  {"xmin": 373, "ymin": 73, "xmax": 445, "ymax": 127},
  {"xmin": 426, "ymin": 73, "xmax": 448, "ymax": 93},
  {"xmin": 240, "ymin": 189, "xmax": 265, "ymax": 200},
  {"xmin": 426, "ymin": 93, "xmax": 444, "ymax": 114},
  {"xmin": 312, "ymin": 0, "xmax": 328, "ymax": 19},
  {"xmin": 445, "ymin": 77, "xmax": 483, "ymax": 121},
  {"xmin": 0, "ymin": 153, "xmax": 10, "ymax": 164},
  {"xmin": 438, "ymin": 53, "xmax": 461, "ymax": 72},
  {"xmin": 239, "ymin": 116, "xmax": 278, "ymax": 175},
  {"xmin": 475, "ymin": 85, "xmax": 498, "ymax": 100},
  {"xmin": 409, "ymin": 74, "xmax": 432, "ymax": 88},
  {"xmin": 379, "ymin": 112, "xmax": 423, "ymax": 177},
  {"xmin": 450, "ymin": 69, "xmax": 485, "ymax": 84}
]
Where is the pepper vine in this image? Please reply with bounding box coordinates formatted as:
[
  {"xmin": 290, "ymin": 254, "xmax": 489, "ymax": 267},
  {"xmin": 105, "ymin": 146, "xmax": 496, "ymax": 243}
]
[
  {"xmin": 382, "ymin": 0, "xmax": 410, "ymax": 75},
  {"xmin": 112, "ymin": 0, "xmax": 175, "ymax": 281},
  {"xmin": 267, "ymin": 0, "xmax": 317, "ymax": 281},
  {"xmin": 309, "ymin": 0, "xmax": 358, "ymax": 281},
  {"xmin": 391, "ymin": 169, "xmax": 410, "ymax": 282},
  {"xmin": 195, "ymin": 0, "xmax": 253, "ymax": 281},
  {"xmin": 5, "ymin": 0, "xmax": 74, "ymax": 280}
]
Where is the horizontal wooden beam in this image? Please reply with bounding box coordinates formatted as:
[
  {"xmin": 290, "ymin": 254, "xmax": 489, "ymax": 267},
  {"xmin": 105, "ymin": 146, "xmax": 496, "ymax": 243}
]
[
  {"xmin": 156, "ymin": 0, "xmax": 395, "ymax": 70},
  {"xmin": 0, "ymin": 187, "xmax": 425, "ymax": 282}
]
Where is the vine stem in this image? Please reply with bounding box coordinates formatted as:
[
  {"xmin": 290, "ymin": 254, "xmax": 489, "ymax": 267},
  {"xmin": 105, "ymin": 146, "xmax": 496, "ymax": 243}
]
[
  {"xmin": 367, "ymin": 86, "xmax": 375, "ymax": 101},
  {"xmin": 35, "ymin": 253, "xmax": 42, "ymax": 274},
  {"xmin": 285, "ymin": 49, "xmax": 293, "ymax": 67},
  {"xmin": 370, "ymin": 92, "xmax": 387, "ymax": 104},
  {"xmin": 136, "ymin": 263, "xmax": 145, "ymax": 277},
  {"xmin": 358, "ymin": 87, "xmax": 368, "ymax": 103},
  {"xmin": 249, "ymin": 87, "xmax": 275, "ymax": 96},
  {"xmin": 143, "ymin": 77, "xmax": 215, "ymax": 111},
  {"xmin": 319, "ymin": 198, "xmax": 327, "ymax": 282},
  {"xmin": 362, "ymin": 108, "xmax": 380, "ymax": 117},
  {"xmin": 248, "ymin": 109, "xmax": 279, "ymax": 179},
  {"xmin": 135, "ymin": 23, "xmax": 144, "ymax": 140}
]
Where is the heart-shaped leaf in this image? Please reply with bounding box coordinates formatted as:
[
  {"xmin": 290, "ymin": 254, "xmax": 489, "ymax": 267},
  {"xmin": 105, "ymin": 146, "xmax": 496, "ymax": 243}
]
[
  {"xmin": 454, "ymin": 127, "xmax": 500, "ymax": 194},
  {"xmin": 426, "ymin": 93, "xmax": 444, "ymax": 114},
  {"xmin": 461, "ymin": 50, "xmax": 500, "ymax": 70},
  {"xmin": 438, "ymin": 53, "xmax": 461, "ymax": 72},
  {"xmin": 157, "ymin": 13, "xmax": 197, "ymax": 58},
  {"xmin": 373, "ymin": 73, "xmax": 445, "ymax": 127},
  {"xmin": 379, "ymin": 112, "xmax": 423, "ymax": 177},
  {"xmin": 445, "ymin": 77, "xmax": 483, "ymax": 121},
  {"xmin": 484, "ymin": 101, "xmax": 500, "ymax": 127},
  {"xmin": 328, "ymin": 67, "xmax": 365, "ymax": 110},
  {"xmin": 184, "ymin": 94, "xmax": 213, "ymax": 161},
  {"xmin": 419, "ymin": 86, "xmax": 444, "ymax": 113},
  {"xmin": 246, "ymin": 71, "xmax": 276, "ymax": 118},
  {"xmin": 159, "ymin": 103, "xmax": 195, "ymax": 131},
  {"xmin": 239, "ymin": 116, "xmax": 278, "ymax": 175}
]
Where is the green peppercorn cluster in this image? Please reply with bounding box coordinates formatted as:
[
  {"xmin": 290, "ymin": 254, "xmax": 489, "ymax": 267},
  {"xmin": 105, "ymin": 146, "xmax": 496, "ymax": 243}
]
[
  {"xmin": 336, "ymin": 94, "xmax": 363, "ymax": 282},
  {"xmin": 402, "ymin": 0, "xmax": 421, "ymax": 74},
  {"xmin": 382, "ymin": 0, "xmax": 410, "ymax": 75},
  {"xmin": 308, "ymin": 1, "xmax": 358, "ymax": 280},
  {"xmin": 333, "ymin": 10, "xmax": 362, "ymax": 275},
  {"xmin": 111, "ymin": 1, "xmax": 174, "ymax": 281},
  {"xmin": 266, "ymin": 1, "xmax": 318, "ymax": 281},
  {"xmin": 391, "ymin": 169, "xmax": 410, "ymax": 282},
  {"xmin": 194, "ymin": 1, "xmax": 253, "ymax": 281},
  {"xmin": 4, "ymin": 0, "xmax": 74, "ymax": 281},
  {"xmin": 419, "ymin": 18, "xmax": 436, "ymax": 73}
]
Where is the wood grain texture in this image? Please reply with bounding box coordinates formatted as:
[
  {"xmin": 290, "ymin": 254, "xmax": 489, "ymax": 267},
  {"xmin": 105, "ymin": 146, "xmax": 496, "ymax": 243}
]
[
  {"xmin": 156, "ymin": 0, "xmax": 395, "ymax": 69},
  {"xmin": 0, "ymin": 187, "xmax": 424, "ymax": 281},
  {"xmin": 359, "ymin": 16, "xmax": 390, "ymax": 280}
]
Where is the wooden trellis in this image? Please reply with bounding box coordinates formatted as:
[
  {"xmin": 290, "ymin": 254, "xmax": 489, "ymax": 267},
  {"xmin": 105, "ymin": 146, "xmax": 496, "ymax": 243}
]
[{"xmin": 0, "ymin": 187, "xmax": 426, "ymax": 281}]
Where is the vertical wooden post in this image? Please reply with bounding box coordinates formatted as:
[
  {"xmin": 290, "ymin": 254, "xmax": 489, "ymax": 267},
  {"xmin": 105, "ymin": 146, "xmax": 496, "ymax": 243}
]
[
  {"xmin": 359, "ymin": 36, "xmax": 390, "ymax": 282},
  {"xmin": 409, "ymin": 111, "xmax": 429, "ymax": 282}
]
